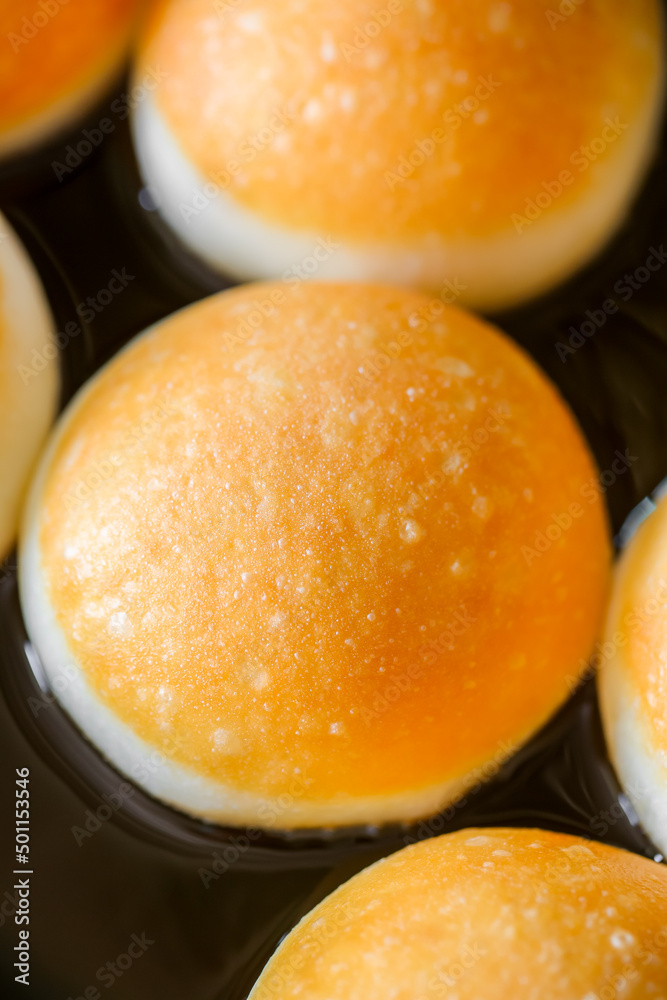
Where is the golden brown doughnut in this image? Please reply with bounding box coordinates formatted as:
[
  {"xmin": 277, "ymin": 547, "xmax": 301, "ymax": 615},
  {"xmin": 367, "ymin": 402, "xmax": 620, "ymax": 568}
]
[
  {"xmin": 0, "ymin": 212, "xmax": 58, "ymax": 560},
  {"xmin": 20, "ymin": 282, "xmax": 610, "ymax": 827},
  {"xmin": 132, "ymin": 0, "xmax": 664, "ymax": 308},
  {"xmin": 249, "ymin": 827, "xmax": 667, "ymax": 1000},
  {"xmin": 0, "ymin": 0, "xmax": 143, "ymax": 160},
  {"xmin": 599, "ymin": 491, "xmax": 667, "ymax": 858}
]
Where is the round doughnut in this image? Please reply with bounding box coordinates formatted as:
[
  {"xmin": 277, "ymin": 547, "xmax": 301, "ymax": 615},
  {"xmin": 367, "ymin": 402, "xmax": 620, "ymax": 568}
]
[
  {"xmin": 249, "ymin": 827, "xmax": 667, "ymax": 1000},
  {"xmin": 0, "ymin": 0, "xmax": 142, "ymax": 160},
  {"xmin": 0, "ymin": 212, "xmax": 58, "ymax": 560},
  {"xmin": 132, "ymin": 0, "xmax": 664, "ymax": 309},
  {"xmin": 599, "ymin": 490, "xmax": 667, "ymax": 858},
  {"xmin": 20, "ymin": 282, "xmax": 610, "ymax": 827}
]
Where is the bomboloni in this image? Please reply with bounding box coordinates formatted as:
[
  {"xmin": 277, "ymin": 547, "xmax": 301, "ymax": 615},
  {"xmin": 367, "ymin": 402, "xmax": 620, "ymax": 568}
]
[
  {"xmin": 249, "ymin": 828, "xmax": 667, "ymax": 1000},
  {"xmin": 599, "ymin": 491, "xmax": 667, "ymax": 858},
  {"xmin": 20, "ymin": 283, "xmax": 610, "ymax": 828},
  {"xmin": 132, "ymin": 0, "xmax": 664, "ymax": 309},
  {"xmin": 0, "ymin": 0, "xmax": 142, "ymax": 161},
  {"xmin": 0, "ymin": 212, "xmax": 58, "ymax": 560}
]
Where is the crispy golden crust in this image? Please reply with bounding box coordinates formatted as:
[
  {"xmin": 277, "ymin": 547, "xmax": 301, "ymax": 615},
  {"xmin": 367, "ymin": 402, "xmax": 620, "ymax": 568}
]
[
  {"xmin": 137, "ymin": 0, "xmax": 663, "ymax": 241},
  {"xmin": 249, "ymin": 828, "xmax": 667, "ymax": 1000},
  {"xmin": 0, "ymin": 0, "xmax": 142, "ymax": 138},
  {"xmin": 36, "ymin": 283, "xmax": 609, "ymax": 805}
]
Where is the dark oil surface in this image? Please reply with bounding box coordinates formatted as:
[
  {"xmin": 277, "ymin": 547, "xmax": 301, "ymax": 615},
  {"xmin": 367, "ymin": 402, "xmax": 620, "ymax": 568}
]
[{"xmin": 0, "ymin": 60, "xmax": 666, "ymax": 1000}]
